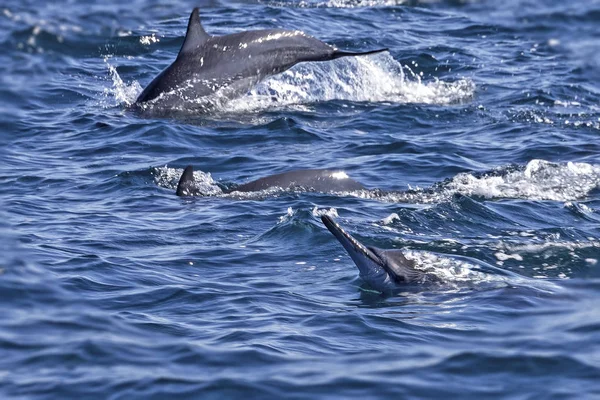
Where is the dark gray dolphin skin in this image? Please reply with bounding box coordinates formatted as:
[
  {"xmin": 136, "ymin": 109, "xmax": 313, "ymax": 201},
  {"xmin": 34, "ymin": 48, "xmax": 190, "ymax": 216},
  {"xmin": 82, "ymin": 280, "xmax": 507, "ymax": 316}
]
[
  {"xmin": 176, "ymin": 165, "xmax": 365, "ymax": 196},
  {"xmin": 136, "ymin": 8, "xmax": 387, "ymax": 107},
  {"xmin": 321, "ymin": 215, "xmax": 424, "ymax": 292}
]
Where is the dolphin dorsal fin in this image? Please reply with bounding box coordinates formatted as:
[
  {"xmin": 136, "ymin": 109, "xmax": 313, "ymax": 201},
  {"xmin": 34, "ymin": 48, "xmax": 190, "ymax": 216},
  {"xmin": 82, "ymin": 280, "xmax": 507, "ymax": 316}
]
[
  {"xmin": 179, "ymin": 8, "xmax": 210, "ymax": 55},
  {"xmin": 176, "ymin": 165, "xmax": 196, "ymax": 196}
]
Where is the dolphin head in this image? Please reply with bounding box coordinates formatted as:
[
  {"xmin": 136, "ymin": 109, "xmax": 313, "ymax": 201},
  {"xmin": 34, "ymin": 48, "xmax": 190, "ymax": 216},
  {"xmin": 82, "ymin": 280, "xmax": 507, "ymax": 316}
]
[{"xmin": 321, "ymin": 215, "xmax": 423, "ymax": 292}]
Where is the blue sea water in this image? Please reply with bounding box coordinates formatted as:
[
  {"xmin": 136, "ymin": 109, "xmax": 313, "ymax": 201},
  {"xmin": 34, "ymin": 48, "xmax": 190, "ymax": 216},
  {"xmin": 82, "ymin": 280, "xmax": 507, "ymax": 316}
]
[{"xmin": 2, "ymin": 0, "xmax": 600, "ymax": 398}]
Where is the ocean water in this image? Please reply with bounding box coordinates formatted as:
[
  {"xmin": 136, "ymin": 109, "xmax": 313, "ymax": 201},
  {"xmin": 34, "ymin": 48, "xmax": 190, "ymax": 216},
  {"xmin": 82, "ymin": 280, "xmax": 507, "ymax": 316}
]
[{"xmin": 2, "ymin": 0, "xmax": 600, "ymax": 398}]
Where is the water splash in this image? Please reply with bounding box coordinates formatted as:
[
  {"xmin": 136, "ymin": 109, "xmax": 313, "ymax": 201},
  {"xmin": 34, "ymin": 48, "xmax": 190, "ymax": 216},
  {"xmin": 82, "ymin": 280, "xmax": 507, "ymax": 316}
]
[
  {"xmin": 509, "ymin": 105, "xmax": 600, "ymax": 131},
  {"xmin": 152, "ymin": 166, "xmax": 223, "ymax": 196},
  {"xmin": 109, "ymin": 50, "xmax": 473, "ymax": 113},
  {"xmin": 495, "ymin": 239, "xmax": 600, "ymax": 278},
  {"xmin": 139, "ymin": 34, "xmax": 160, "ymax": 45},
  {"xmin": 224, "ymin": 53, "xmax": 475, "ymax": 112},
  {"xmin": 402, "ymin": 250, "xmax": 559, "ymax": 292},
  {"xmin": 153, "ymin": 159, "xmax": 600, "ymax": 203},
  {"xmin": 405, "ymin": 250, "xmax": 508, "ymax": 284},
  {"xmin": 442, "ymin": 160, "xmax": 600, "ymax": 201},
  {"xmin": 278, "ymin": 207, "xmax": 296, "ymax": 223},
  {"xmin": 103, "ymin": 58, "xmax": 142, "ymax": 107},
  {"xmin": 268, "ymin": 0, "xmax": 413, "ymax": 8},
  {"xmin": 372, "ymin": 159, "xmax": 600, "ymax": 204},
  {"xmin": 312, "ymin": 206, "xmax": 339, "ymax": 218},
  {"xmin": 313, "ymin": 207, "xmax": 559, "ymax": 291}
]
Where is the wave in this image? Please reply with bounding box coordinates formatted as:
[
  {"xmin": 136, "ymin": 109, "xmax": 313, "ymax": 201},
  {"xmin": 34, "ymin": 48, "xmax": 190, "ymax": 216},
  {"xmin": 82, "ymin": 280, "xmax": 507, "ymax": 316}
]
[
  {"xmin": 223, "ymin": 53, "xmax": 474, "ymax": 112},
  {"xmin": 105, "ymin": 52, "xmax": 474, "ymax": 112},
  {"xmin": 265, "ymin": 0, "xmax": 419, "ymax": 8},
  {"xmin": 376, "ymin": 159, "xmax": 600, "ymax": 203},
  {"xmin": 153, "ymin": 159, "xmax": 600, "ymax": 203}
]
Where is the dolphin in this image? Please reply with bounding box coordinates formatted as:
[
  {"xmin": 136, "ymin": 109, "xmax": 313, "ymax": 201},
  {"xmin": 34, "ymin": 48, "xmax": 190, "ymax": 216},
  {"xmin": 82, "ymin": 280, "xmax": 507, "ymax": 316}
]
[
  {"xmin": 321, "ymin": 215, "xmax": 562, "ymax": 294},
  {"xmin": 321, "ymin": 215, "xmax": 425, "ymax": 292},
  {"xmin": 136, "ymin": 8, "xmax": 387, "ymax": 108},
  {"xmin": 176, "ymin": 165, "xmax": 366, "ymax": 196}
]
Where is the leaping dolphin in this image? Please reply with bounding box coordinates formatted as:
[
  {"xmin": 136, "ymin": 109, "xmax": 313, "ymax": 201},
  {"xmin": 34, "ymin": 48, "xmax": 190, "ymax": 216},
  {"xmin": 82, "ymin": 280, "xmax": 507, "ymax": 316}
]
[
  {"xmin": 176, "ymin": 165, "xmax": 366, "ymax": 196},
  {"xmin": 136, "ymin": 8, "xmax": 387, "ymax": 108},
  {"xmin": 321, "ymin": 215, "xmax": 425, "ymax": 292}
]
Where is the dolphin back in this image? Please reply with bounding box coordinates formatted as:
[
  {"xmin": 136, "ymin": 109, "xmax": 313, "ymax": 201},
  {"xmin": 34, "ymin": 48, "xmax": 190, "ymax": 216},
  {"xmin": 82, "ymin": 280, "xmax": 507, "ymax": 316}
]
[
  {"xmin": 135, "ymin": 8, "xmax": 388, "ymax": 106},
  {"xmin": 234, "ymin": 169, "xmax": 365, "ymax": 193}
]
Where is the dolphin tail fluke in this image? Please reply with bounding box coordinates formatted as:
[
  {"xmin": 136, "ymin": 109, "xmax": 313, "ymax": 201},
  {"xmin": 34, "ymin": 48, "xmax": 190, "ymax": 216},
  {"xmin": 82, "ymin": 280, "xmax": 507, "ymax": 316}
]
[
  {"xmin": 331, "ymin": 48, "xmax": 388, "ymax": 60},
  {"xmin": 176, "ymin": 165, "xmax": 196, "ymax": 196}
]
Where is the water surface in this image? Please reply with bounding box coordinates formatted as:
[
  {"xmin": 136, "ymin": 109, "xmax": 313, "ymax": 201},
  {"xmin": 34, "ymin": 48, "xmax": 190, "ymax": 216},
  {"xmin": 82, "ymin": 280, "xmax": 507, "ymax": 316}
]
[{"xmin": 1, "ymin": 0, "xmax": 600, "ymax": 398}]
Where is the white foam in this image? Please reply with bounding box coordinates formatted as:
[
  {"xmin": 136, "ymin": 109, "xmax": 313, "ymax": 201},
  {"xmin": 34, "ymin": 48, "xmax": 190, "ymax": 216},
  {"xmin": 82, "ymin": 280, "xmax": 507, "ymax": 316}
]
[
  {"xmin": 381, "ymin": 213, "xmax": 400, "ymax": 225},
  {"xmin": 154, "ymin": 159, "xmax": 600, "ymax": 206},
  {"xmin": 292, "ymin": 0, "xmax": 411, "ymax": 8},
  {"xmin": 495, "ymin": 252, "xmax": 524, "ymax": 261},
  {"xmin": 501, "ymin": 239, "xmax": 600, "ymax": 255},
  {"xmin": 403, "ymin": 250, "xmax": 560, "ymax": 292},
  {"xmin": 140, "ymin": 34, "xmax": 160, "ymax": 45},
  {"xmin": 154, "ymin": 159, "xmax": 600, "ymax": 205},
  {"xmin": 152, "ymin": 166, "xmax": 222, "ymax": 196},
  {"xmin": 510, "ymin": 107, "xmax": 600, "ymax": 130},
  {"xmin": 312, "ymin": 207, "xmax": 339, "ymax": 218},
  {"xmin": 469, "ymin": 235, "xmax": 600, "ymax": 279},
  {"xmin": 103, "ymin": 59, "xmax": 142, "ymax": 106},
  {"xmin": 404, "ymin": 250, "xmax": 505, "ymax": 284},
  {"xmin": 371, "ymin": 159, "xmax": 600, "ymax": 203},
  {"xmin": 105, "ymin": 48, "xmax": 473, "ymax": 112},
  {"xmin": 278, "ymin": 207, "xmax": 296, "ymax": 223},
  {"xmin": 223, "ymin": 53, "xmax": 475, "ymax": 112}
]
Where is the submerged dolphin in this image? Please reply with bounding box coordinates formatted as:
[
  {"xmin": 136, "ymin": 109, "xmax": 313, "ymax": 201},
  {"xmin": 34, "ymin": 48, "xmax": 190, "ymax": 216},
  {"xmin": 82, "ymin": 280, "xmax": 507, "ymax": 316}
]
[
  {"xmin": 176, "ymin": 165, "xmax": 365, "ymax": 196},
  {"xmin": 321, "ymin": 215, "xmax": 425, "ymax": 292},
  {"xmin": 136, "ymin": 8, "xmax": 387, "ymax": 108}
]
